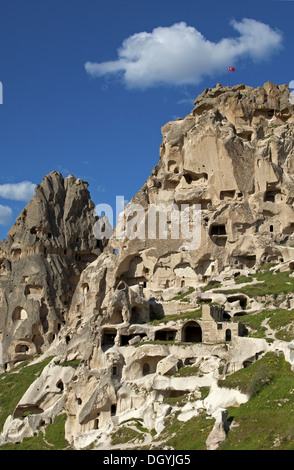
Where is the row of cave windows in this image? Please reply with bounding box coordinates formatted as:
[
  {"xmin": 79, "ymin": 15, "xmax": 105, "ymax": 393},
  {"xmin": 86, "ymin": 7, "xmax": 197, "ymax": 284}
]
[
  {"xmin": 11, "ymin": 224, "xmax": 279, "ymax": 264},
  {"xmin": 12, "ymin": 323, "xmax": 232, "ymax": 359},
  {"xmin": 210, "ymin": 223, "xmax": 277, "ymax": 237},
  {"xmin": 10, "ymin": 248, "xmax": 96, "ymax": 261},
  {"xmin": 5, "ymin": 191, "xmax": 285, "ymax": 260},
  {"xmin": 11, "ymin": 322, "xmax": 70, "ymax": 358},
  {"xmin": 102, "ymin": 323, "xmax": 233, "ymax": 347},
  {"xmin": 29, "ymin": 228, "xmax": 101, "ymax": 258},
  {"xmin": 31, "ymin": 230, "xmax": 83, "ymax": 245},
  {"xmin": 12, "ymin": 334, "xmax": 71, "ymax": 355}
]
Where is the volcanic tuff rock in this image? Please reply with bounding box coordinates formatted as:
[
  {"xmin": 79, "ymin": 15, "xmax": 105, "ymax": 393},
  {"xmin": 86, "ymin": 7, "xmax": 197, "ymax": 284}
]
[
  {"xmin": 0, "ymin": 171, "xmax": 101, "ymax": 369},
  {"xmin": 98, "ymin": 81, "xmax": 294, "ymax": 306},
  {"xmin": 2, "ymin": 82, "xmax": 294, "ymax": 450}
]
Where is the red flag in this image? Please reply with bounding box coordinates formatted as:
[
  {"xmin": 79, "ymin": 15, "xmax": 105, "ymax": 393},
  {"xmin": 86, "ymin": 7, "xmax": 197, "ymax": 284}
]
[{"xmin": 229, "ymin": 67, "xmax": 235, "ymax": 71}]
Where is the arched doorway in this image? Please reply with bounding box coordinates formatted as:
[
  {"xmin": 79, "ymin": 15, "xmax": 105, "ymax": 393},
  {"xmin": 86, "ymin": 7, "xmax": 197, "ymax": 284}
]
[
  {"xmin": 182, "ymin": 321, "xmax": 202, "ymax": 343},
  {"xmin": 143, "ymin": 363, "xmax": 151, "ymax": 376}
]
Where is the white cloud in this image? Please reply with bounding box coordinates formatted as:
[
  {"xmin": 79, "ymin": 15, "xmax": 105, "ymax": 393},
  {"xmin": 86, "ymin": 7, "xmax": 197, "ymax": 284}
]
[
  {"xmin": 0, "ymin": 205, "xmax": 12, "ymax": 226},
  {"xmin": 0, "ymin": 181, "xmax": 36, "ymax": 201},
  {"xmin": 85, "ymin": 19, "xmax": 282, "ymax": 88}
]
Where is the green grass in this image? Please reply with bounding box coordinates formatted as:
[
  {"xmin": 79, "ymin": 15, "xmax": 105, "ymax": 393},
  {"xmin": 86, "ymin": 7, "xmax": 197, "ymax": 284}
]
[
  {"xmin": 233, "ymin": 310, "xmax": 269, "ymax": 338},
  {"xmin": 202, "ymin": 282, "xmax": 221, "ymax": 292},
  {"xmin": 44, "ymin": 414, "xmax": 70, "ymax": 449},
  {"xmin": 163, "ymin": 393, "xmax": 188, "ymax": 407},
  {"xmin": 234, "ymin": 275, "xmax": 253, "ymax": 285},
  {"xmin": 152, "ymin": 411, "xmax": 214, "ymax": 450},
  {"xmin": 120, "ymin": 418, "xmax": 149, "ymax": 434},
  {"xmin": 0, "ymin": 433, "xmax": 51, "ymax": 450},
  {"xmin": 174, "ymin": 365, "xmax": 200, "ymax": 377},
  {"xmin": 0, "ymin": 357, "xmax": 53, "ymax": 432},
  {"xmin": 200, "ymin": 387, "xmax": 210, "ymax": 400},
  {"xmin": 218, "ymin": 352, "xmax": 294, "ymax": 450},
  {"xmin": 223, "ymin": 270, "xmax": 294, "ymax": 298},
  {"xmin": 59, "ymin": 359, "xmax": 81, "ymax": 369},
  {"xmin": 110, "ymin": 425, "xmax": 145, "ymax": 446},
  {"xmin": 233, "ymin": 309, "xmax": 294, "ymax": 341},
  {"xmin": 149, "ymin": 309, "xmax": 201, "ymax": 326},
  {"xmin": 169, "ymin": 288, "xmax": 195, "ymax": 301},
  {"xmin": 267, "ymin": 309, "xmax": 294, "ymax": 341},
  {"xmin": 218, "ymin": 351, "xmax": 282, "ymax": 396},
  {"xmin": 0, "ymin": 414, "xmax": 70, "ymax": 450},
  {"xmin": 163, "ymin": 387, "xmax": 210, "ymax": 408},
  {"xmin": 0, "ymin": 357, "xmax": 72, "ymax": 450}
]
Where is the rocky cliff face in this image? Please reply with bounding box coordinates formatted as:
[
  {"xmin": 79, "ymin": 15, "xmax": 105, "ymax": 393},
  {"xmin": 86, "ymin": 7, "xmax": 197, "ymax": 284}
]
[
  {"xmin": 1, "ymin": 82, "xmax": 294, "ymax": 450},
  {"xmin": 69, "ymin": 81, "xmax": 294, "ymax": 334},
  {"xmin": 142, "ymin": 81, "xmax": 294, "ymax": 280},
  {"xmin": 0, "ymin": 171, "xmax": 101, "ymax": 369}
]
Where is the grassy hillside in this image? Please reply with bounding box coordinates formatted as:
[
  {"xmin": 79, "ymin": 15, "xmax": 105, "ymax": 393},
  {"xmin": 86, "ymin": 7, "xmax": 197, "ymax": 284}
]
[
  {"xmin": 0, "ymin": 357, "xmax": 71, "ymax": 450},
  {"xmin": 2, "ymin": 264, "xmax": 294, "ymax": 450},
  {"xmin": 218, "ymin": 352, "xmax": 294, "ymax": 450}
]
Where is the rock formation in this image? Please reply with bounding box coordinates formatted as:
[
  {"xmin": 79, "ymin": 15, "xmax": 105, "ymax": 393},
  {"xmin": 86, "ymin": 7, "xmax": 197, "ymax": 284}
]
[
  {"xmin": 1, "ymin": 82, "xmax": 294, "ymax": 450},
  {"xmin": 0, "ymin": 171, "xmax": 101, "ymax": 370}
]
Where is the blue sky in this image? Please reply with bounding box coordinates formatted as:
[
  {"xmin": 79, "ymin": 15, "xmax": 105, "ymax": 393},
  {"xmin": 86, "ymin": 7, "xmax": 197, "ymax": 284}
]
[{"xmin": 0, "ymin": 0, "xmax": 294, "ymax": 241}]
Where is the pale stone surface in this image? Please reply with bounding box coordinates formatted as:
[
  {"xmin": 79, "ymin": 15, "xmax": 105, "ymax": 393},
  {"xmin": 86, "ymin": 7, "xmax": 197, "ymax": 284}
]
[
  {"xmin": 206, "ymin": 421, "xmax": 227, "ymax": 451},
  {"xmin": 156, "ymin": 354, "xmax": 179, "ymax": 376},
  {"xmin": 204, "ymin": 384, "xmax": 249, "ymax": 415}
]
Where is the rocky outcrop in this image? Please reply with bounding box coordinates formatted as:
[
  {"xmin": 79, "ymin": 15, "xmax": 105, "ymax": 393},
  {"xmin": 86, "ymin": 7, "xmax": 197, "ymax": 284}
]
[
  {"xmin": 1, "ymin": 82, "xmax": 294, "ymax": 450},
  {"xmin": 73, "ymin": 81, "xmax": 294, "ymax": 330},
  {"xmin": 65, "ymin": 80, "xmax": 294, "ymax": 354},
  {"xmin": 0, "ymin": 171, "xmax": 101, "ymax": 370},
  {"xmin": 206, "ymin": 409, "xmax": 229, "ymax": 451}
]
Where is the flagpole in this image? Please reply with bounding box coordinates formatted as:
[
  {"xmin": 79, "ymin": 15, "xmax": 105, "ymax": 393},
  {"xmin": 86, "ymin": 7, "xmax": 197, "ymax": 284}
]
[{"xmin": 228, "ymin": 67, "xmax": 235, "ymax": 87}]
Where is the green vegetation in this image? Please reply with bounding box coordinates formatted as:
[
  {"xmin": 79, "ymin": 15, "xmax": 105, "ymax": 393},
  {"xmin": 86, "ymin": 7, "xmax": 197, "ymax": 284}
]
[
  {"xmin": 0, "ymin": 357, "xmax": 72, "ymax": 450},
  {"xmin": 0, "ymin": 433, "xmax": 51, "ymax": 450},
  {"xmin": 135, "ymin": 340, "xmax": 194, "ymax": 347},
  {"xmin": 108, "ymin": 352, "xmax": 294, "ymax": 450},
  {"xmin": 223, "ymin": 269, "xmax": 294, "ymax": 298},
  {"xmin": 163, "ymin": 393, "xmax": 188, "ymax": 408},
  {"xmin": 200, "ymin": 387, "xmax": 210, "ymax": 400},
  {"xmin": 234, "ymin": 275, "xmax": 253, "ymax": 285},
  {"xmin": 149, "ymin": 309, "xmax": 201, "ymax": 326},
  {"xmin": 153, "ymin": 411, "xmax": 214, "ymax": 450},
  {"xmin": 218, "ymin": 352, "xmax": 294, "ymax": 450},
  {"xmin": 59, "ymin": 359, "xmax": 81, "ymax": 369},
  {"xmin": 120, "ymin": 418, "xmax": 150, "ymax": 434},
  {"xmin": 174, "ymin": 365, "xmax": 200, "ymax": 377},
  {"xmin": 261, "ymin": 134, "xmax": 274, "ymax": 140},
  {"xmin": 163, "ymin": 387, "xmax": 210, "ymax": 408},
  {"xmin": 0, "ymin": 357, "xmax": 53, "ymax": 432},
  {"xmin": 202, "ymin": 282, "xmax": 221, "ymax": 292},
  {"xmin": 44, "ymin": 414, "xmax": 70, "ymax": 449},
  {"xmin": 169, "ymin": 288, "xmax": 195, "ymax": 301},
  {"xmin": 0, "ymin": 414, "xmax": 70, "ymax": 450},
  {"xmin": 219, "ymin": 352, "xmax": 282, "ymax": 395},
  {"xmin": 233, "ymin": 310, "xmax": 269, "ymax": 338},
  {"xmin": 110, "ymin": 425, "xmax": 145, "ymax": 446},
  {"xmin": 267, "ymin": 309, "xmax": 294, "ymax": 341}
]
